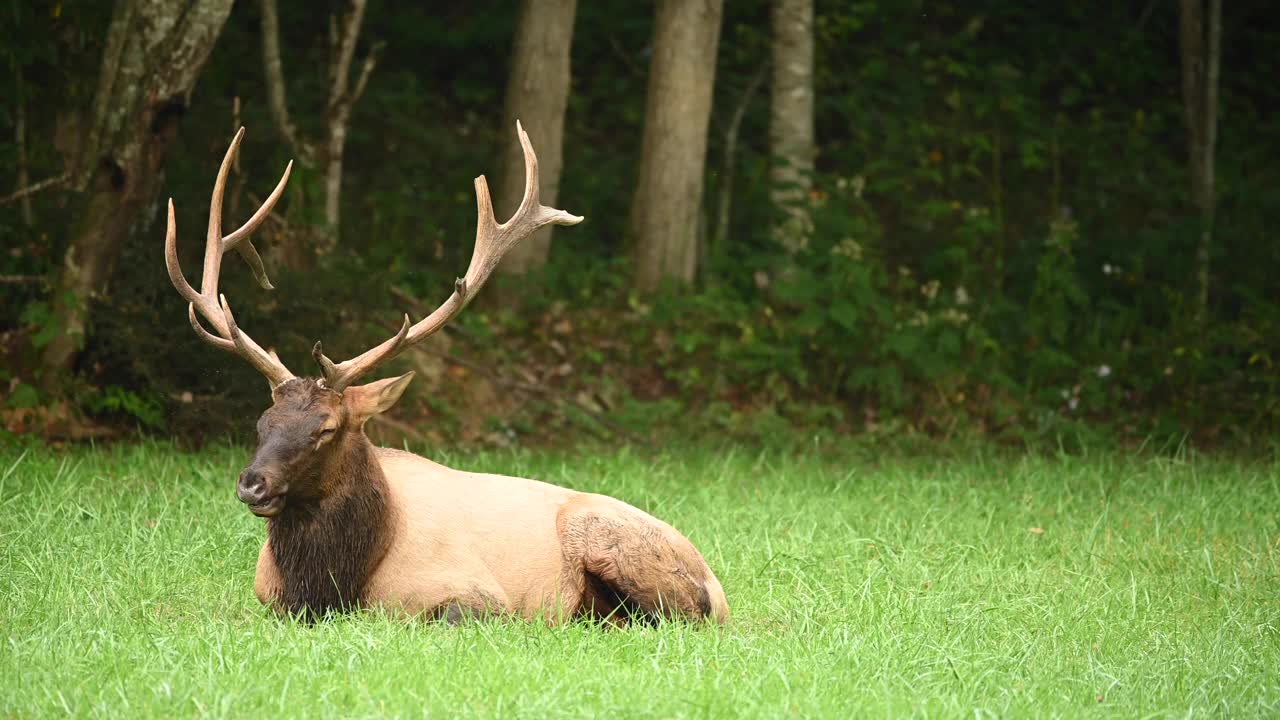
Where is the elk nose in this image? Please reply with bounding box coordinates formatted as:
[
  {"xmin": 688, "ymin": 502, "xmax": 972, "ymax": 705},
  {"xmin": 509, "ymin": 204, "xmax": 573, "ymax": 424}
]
[{"xmin": 237, "ymin": 469, "xmax": 268, "ymax": 504}]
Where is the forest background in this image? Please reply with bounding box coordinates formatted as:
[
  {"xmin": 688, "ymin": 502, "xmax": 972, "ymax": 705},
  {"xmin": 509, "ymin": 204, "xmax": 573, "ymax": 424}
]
[{"xmin": 1, "ymin": 0, "xmax": 1276, "ymax": 451}]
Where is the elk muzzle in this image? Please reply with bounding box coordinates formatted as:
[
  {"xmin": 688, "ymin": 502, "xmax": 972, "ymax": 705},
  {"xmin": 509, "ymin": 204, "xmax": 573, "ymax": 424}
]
[{"xmin": 237, "ymin": 466, "xmax": 287, "ymax": 517}]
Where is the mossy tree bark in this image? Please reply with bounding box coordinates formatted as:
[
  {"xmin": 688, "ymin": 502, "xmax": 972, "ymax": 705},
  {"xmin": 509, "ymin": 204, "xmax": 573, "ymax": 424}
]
[{"xmin": 42, "ymin": 0, "xmax": 236, "ymax": 376}]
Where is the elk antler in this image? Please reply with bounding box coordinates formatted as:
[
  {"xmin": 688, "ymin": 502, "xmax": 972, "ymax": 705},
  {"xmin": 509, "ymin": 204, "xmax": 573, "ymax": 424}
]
[
  {"xmin": 165, "ymin": 127, "xmax": 297, "ymax": 388},
  {"xmin": 312, "ymin": 121, "xmax": 583, "ymax": 391}
]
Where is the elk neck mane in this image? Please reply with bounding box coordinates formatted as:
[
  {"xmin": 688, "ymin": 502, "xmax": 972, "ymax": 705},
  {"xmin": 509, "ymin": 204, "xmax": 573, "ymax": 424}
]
[{"xmin": 266, "ymin": 381, "xmax": 394, "ymax": 618}]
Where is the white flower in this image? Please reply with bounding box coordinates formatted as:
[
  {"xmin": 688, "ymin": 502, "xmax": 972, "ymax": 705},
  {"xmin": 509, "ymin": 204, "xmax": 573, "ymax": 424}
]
[
  {"xmin": 1097, "ymin": 364, "xmax": 1112, "ymax": 378},
  {"xmin": 1068, "ymin": 397, "xmax": 1079, "ymax": 411},
  {"xmin": 921, "ymin": 279, "xmax": 940, "ymax": 301},
  {"xmin": 832, "ymin": 238, "xmax": 863, "ymax": 260},
  {"xmin": 955, "ymin": 286, "xmax": 970, "ymax": 306}
]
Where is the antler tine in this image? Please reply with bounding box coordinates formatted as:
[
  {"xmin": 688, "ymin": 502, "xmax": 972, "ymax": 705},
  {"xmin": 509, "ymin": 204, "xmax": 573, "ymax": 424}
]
[
  {"xmin": 188, "ymin": 303, "xmax": 235, "ymax": 352},
  {"xmin": 168, "ymin": 196, "xmax": 231, "ymax": 340},
  {"xmin": 220, "ymin": 295, "xmax": 296, "ymax": 387},
  {"xmin": 514, "ymin": 119, "xmax": 543, "ymax": 215},
  {"xmin": 462, "ymin": 120, "xmax": 584, "ymax": 291},
  {"xmin": 224, "ymin": 159, "xmax": 293, "ymax": 293},
  {"xmin": 312, "ymin": 313, "xmax": 411, "ymax": 390},
  {"xmin": 165, "ymin": 128, "xmax": 297, "ymax": 388},
  {"xmin": 166, "ymin": 200, "xmax": 202, "ymax": 307},
  {"xmin": 199, "ymin": 127, "xmax": 243, "ymax": 299},
  {"xmin": 314, "ymin": 122, "xmax": 583, "ymax": 391},
  {"xmin": 223, "ymin": 160, "xmax": 293, "ymax": 252}
]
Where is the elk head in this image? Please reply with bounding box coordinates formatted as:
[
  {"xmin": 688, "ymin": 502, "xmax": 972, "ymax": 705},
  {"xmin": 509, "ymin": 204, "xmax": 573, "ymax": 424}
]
[{"xmin": 166, "ymin": 124, "xmax": 582, "ymax": 517}]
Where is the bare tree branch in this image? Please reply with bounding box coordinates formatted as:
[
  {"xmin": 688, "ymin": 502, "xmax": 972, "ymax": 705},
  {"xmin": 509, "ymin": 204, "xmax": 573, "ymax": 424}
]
[
  {"xmin": 329, "ymin": 0, "xmax": 368, "ymax": 109},
  {"xmin": 327, "ymin": 13, "xmax": 340, "ymax": 93},
  {"xmin": 349, "ymin": 41, "xmax": 384, "ymax": 108},
  {"xmin": 1205, "ymin": 0, "xmax": 1220, "ymax": 189},
  {"xmin": 259, "ymin": 0, "xmax": 314, "ymax": 165},
  {"xmin": 13, "ymin": 65, "xmax": 33, "ymax": 225},
  {"xmin": 0, "ymin": 274, "xmax": 49, "ymax": 286},
  {"xmin": 606, "ymin": 35, "xmax": 644, "ymax": 77},
  {"xmin": 1197, "ymin": 0, "xmax": 1221, "ymax": 326},
  {"xmin": 1180, "ymin": 0, "xmax": 1221, "ymax": 330},
  {"xmin": 712, "ymin": 60, "xmax": 768, "ymax": 262},
  {"xmin": 0, "ymin": 173, "xmax": 69, "ymax": 206},
  {"xmin": 260, "ymin": 0, "xmax": 376, "ymax": 254}
]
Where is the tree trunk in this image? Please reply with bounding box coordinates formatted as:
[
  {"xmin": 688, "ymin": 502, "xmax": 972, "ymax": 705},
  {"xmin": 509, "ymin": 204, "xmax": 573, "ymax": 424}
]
[
  {"xmin": 769, "ymin": 0, "xmax": 815, "ymax": 254},
  {"xmin": 324, "ymin": 116, "xmax": 348, "ymax": 252},
  {"xmin": 494, "ymin": 0, "xmax": 578, "ymax": 280},
  {"xmin": 41, "ymin": 0, "xmax": 235, "ymax": 375},
  {"xmin": 1179, "ymin": 0, "xmax": 1221, "ymax": 331},
  {"xmin": 711, "ymin": 61, "xmax": 767, "ymax": 267},
  {"xmin": 14, "ymin": 65, "xmax": 33, "ymax": 227},
  {"xmin": 628, "ymin": 0, "xmax": 724, "ymax": 292},
  {"xmin": 259, "ymin": 0, "xmax": 377, "ymax": 258}
]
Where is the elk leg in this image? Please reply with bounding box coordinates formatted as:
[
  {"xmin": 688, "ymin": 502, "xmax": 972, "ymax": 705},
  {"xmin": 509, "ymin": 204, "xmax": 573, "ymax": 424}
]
[
  {"xmin": 434, "ymin": 601, "xmax": 479, "ymax": 625},
  {"xmin": 428, "ymin": 588, "xmax": 507, "ymax": 624},
  {"xmin": 557, "ymin": 495, "xmax": 729, "ymax": 624},
  {"xmin": 254, "ymin": 541, "xmax": 283, "ymax": 607}
]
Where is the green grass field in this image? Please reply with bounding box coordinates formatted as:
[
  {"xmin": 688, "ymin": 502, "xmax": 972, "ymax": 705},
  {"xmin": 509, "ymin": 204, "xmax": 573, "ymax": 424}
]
[{"xmin": 1, "ymin": 442, "xmax": 1277, "ymax": 718}]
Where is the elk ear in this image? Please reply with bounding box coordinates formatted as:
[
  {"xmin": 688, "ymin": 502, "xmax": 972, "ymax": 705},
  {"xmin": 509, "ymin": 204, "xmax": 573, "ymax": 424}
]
[{"xmin": 344, "ymin": 372, "xmax": 415, "ymax": 425}]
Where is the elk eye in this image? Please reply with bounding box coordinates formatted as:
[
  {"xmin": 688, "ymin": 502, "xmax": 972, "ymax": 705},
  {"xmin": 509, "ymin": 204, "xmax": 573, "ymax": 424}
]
[{"xmin": 317, "ymin": 427, "xmax": 336, "ymax": 440}]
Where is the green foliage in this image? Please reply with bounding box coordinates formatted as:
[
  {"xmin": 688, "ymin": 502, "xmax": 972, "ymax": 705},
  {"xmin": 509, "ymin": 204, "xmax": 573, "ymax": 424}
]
[
  {"xmin": 2, "ymin": 0, "xmax": 1279, "ymax": 445},
  {"xmin": 83, "ymin": 386, "xmax": 165, "ymax": 430},
  {"xmin": 5, "ymin": 382, "xmax": 39, "ymax": 410}
]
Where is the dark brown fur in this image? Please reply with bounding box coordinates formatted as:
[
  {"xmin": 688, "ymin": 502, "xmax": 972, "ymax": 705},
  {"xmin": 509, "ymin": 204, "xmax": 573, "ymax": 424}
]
[{"xmin": 259, "ymin": 382, "xmax": 393, "ymax": 619}]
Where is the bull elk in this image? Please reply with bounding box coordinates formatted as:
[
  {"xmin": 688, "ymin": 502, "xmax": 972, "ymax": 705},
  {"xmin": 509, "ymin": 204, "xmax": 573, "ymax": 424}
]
[{"xmin": 165, "ymin": 125, "xmax": 728, "ymax": 624}]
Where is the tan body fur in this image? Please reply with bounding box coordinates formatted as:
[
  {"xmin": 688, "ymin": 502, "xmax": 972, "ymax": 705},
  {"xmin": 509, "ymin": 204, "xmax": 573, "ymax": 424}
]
[{"xmin": 254, "ymin": 448, "xmax": 729, "ymax": 623}]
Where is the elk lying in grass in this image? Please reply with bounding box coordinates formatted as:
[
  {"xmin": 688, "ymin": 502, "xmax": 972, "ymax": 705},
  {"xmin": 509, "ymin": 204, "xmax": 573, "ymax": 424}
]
[{"xmin": 165, "ymin": 125, "xmax": 728, "ymax": 625}]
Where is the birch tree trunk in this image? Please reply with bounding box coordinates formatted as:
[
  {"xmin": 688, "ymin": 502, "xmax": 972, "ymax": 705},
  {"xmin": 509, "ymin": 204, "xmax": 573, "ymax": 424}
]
[
  {"xmin": 42, "ymin": 0, "xmax": 235, "ymax": 374},
  {"xmin": 260, "ymin": 0, "xmax": 378, "ymax": 258},
  {"xmin": 1179, "ymin": 0, "xmax": 1221, "ymax": 331},
  {"xmin": 494, "ymin": 0, "xmax": 578, "ymax": 280},
  {"xmin": 769, "ymin": 0, "xmax": 815, "ymax": 253},
  {"xmin": 628, "ymin": 0, "xmax": 724, "ymax": 292}
]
